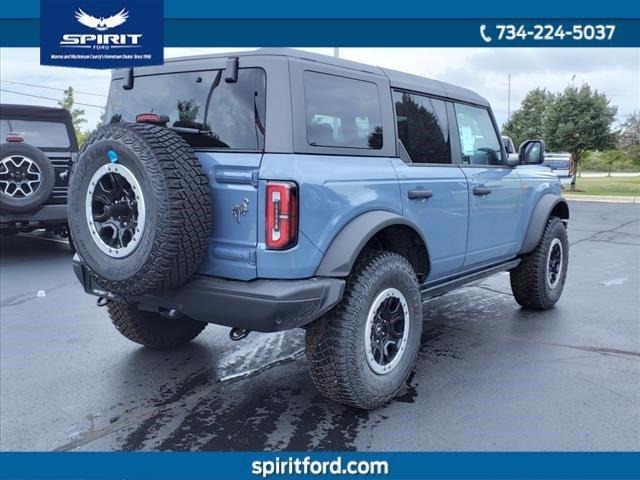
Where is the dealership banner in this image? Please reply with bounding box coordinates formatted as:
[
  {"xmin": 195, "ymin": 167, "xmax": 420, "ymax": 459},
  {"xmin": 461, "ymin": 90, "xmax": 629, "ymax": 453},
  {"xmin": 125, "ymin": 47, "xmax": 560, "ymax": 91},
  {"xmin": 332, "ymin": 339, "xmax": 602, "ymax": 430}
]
[
  {"xmin": 0, "ymin": 1, "xmax": 638, "ymax": 47},
  {"xmin": 0, "ymin": 452, "xmax": 639, "ymax": 479}
]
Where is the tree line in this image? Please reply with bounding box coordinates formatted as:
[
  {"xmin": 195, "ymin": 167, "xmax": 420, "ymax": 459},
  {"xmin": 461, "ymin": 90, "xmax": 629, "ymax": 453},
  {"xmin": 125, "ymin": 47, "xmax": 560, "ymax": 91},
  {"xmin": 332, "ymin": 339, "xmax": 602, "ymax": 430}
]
[{"xmin": 502, "ymin": 83, "xmax": 639, "ymax": 190}]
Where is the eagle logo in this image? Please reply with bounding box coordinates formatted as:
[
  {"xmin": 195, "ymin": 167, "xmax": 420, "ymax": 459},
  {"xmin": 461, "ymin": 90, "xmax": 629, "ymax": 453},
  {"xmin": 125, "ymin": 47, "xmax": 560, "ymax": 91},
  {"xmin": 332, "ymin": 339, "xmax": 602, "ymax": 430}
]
[{"xmin": 74, "ymin": 8, "xmax": 129, "ymax": 31}]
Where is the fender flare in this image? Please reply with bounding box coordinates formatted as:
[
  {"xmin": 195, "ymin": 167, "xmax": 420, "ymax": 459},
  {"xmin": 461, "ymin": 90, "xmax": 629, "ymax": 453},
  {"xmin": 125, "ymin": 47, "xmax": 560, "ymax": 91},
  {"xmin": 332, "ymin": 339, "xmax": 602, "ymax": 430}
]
[
  {"xmin": 519, "ymin": 194, "xmax": 569, "ymax": 254},
  {"xmin": 315, "ymin": 210, "xmax": 429, "ymax": 277}
]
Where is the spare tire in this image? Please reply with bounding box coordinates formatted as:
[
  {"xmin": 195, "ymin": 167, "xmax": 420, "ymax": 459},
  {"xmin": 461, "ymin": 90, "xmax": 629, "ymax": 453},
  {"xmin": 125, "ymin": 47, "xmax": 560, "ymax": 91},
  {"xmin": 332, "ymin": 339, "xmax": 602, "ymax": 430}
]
[
  {"xmin": 68, "ymin": 123, "xmax": 212, "ymax": 296},
  {"xmin": 0, "ymin": 142, "xmax": 56, "ymax": 214}
]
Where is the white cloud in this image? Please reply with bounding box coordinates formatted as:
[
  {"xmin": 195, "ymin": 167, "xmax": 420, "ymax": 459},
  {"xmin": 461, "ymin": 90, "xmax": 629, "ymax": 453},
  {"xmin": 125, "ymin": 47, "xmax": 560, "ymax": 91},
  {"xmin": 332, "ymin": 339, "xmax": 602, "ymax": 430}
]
[{"xmin": 1, "ymin": 47, "xmax": 638, "ymax": 131}]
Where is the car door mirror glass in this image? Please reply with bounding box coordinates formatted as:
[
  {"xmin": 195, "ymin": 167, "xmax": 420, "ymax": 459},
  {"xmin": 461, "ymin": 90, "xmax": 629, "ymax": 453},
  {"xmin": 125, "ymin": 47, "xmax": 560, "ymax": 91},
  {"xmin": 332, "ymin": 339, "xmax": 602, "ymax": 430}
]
[{"xmin": 519, "ymin": 140, "xmax": 545, "ymax": 165}]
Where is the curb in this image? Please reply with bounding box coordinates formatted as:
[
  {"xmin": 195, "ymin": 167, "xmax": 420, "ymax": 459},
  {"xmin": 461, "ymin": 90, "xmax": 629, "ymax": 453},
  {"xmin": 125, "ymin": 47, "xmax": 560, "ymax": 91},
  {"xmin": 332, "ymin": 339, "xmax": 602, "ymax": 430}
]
[{"xmin": 563, "ymin": 194, "xmax": 640, "ymax": 204}]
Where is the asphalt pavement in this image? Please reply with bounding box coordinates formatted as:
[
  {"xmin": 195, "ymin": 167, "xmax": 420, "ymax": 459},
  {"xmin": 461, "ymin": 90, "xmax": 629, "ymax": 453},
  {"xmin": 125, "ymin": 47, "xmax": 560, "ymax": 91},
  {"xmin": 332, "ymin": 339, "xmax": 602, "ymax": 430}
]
[{"xmin": 1, "ymin": 201, "xmax": 639, "ymax": 451}]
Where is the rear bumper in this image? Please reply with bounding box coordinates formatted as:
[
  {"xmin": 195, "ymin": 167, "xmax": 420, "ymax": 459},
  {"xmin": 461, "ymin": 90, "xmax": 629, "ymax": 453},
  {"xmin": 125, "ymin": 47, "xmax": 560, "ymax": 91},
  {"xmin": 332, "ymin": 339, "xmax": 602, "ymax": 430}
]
[
  {"xmin": 0, "ymin": 204, "xmax": 68, "ymax": 230},
  {"xmin": 72, "ymin": 256, "xmax": 345, "ymax": 332},
  {"xmin": 559, "ymin": 176, "xmax": 573, "ymax": 188}
]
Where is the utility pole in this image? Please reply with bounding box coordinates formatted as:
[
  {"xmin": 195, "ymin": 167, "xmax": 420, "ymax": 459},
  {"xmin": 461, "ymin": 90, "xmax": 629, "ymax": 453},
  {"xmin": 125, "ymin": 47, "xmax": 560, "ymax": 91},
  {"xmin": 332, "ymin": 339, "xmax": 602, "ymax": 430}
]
[
  {"xmin": 507, "ymin": 74, "xmax": 511, "ymax": 121},
  {"xmin": 333, "ymin": 47, "xmax": 340, "ymax": 58}
]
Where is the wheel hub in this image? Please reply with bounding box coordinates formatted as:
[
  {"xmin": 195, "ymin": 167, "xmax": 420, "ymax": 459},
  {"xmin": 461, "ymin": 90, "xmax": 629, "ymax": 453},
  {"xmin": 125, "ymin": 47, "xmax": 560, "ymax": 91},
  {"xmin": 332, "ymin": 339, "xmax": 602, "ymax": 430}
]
[
  {"xmin": 546, "ymin": 238, "xmax": 563, "ymax": 290},
  {"xmin": 0, "ymin": 155, "xmax": 41, "ymax": 198},
  {"xmin": 85, "ymin": 163, "xmax": 146, "ymax": 258},
  {"xmin": 365, "ymin": 288, "xmax": 410, "ymax": 375}
]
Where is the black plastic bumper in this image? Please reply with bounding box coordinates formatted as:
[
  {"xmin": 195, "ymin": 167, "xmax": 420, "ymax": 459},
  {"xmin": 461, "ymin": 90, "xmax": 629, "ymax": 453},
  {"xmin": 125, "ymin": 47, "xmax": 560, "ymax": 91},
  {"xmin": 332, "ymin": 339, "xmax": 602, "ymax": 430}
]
[
  {"xmin": 72, "ymin": 256, "xmax": 345, "ymax": 332},
  {"xmin": 0, "ymin": 204, "xmax": 68, "ymax": 229}
]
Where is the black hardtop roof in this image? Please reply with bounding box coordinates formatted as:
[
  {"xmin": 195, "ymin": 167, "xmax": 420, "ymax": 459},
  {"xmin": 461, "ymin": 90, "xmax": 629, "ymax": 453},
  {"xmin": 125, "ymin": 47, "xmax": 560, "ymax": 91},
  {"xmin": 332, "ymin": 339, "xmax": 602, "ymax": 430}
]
[
  {"xmin": 0, "ymin": 103, "xmax": 74, "ymax": 123},
  {"xmin": 114, "ymin": 48, "xmax": 489, "ymax": 107}
]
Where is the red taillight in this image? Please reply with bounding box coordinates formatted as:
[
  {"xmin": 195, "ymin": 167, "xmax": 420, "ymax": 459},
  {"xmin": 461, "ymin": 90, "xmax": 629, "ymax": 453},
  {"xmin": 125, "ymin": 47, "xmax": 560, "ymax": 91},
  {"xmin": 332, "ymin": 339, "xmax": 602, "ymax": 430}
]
[
  {"xmin": 6, "ymin": 135, "xmax": 23, "ymax": 143},
  {"xmin": 135, "ymin": 113, "xmax": 168, "ymax": 125},
  {"xmin": 266, "ymin": 181, "xmax": 298, "ymax": 250}
]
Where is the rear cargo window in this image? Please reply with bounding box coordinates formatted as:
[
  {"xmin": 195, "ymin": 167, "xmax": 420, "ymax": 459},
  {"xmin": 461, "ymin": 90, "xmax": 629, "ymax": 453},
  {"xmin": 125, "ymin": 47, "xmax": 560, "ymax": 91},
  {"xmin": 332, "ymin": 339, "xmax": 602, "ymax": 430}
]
[
  {"xmin": 0, "ymin": 119, "xmax": 70, "ymax": 148},
  {"xmin": 303, "ymin": 71, "xmax": 383, "ymax": 150},
  {"xmin": 105, "ymin": 68, "xmax": 266, "ymax": 150},
  {"xmin": 544, "ymin": 159, "xmax": 570, "ymax": 169}
]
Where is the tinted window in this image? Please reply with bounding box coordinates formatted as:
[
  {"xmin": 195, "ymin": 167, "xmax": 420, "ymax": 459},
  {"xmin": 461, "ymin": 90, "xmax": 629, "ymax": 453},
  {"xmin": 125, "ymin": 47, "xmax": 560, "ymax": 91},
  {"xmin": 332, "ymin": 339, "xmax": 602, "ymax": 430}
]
[
  {"xmin": 544, "ymin": 159, "xmax": 570, "ymax": 169},
  {"xmin": 455, "ymin": 104, "xmax": 502, "ymax": 165},
  {"xmin": 394, "ymin": 91, "xmax": 450, "ymax": 164},
  {"xmin": 304, "ymin": 71, "xmax": 382, "ymax": 149},
  {"xmin": 106, "ymin": 68, "xmax": 266, "ymax": 150},
  {"xmin": 0, "ymin": 119, "xmax": 70, "ymax": 148}
]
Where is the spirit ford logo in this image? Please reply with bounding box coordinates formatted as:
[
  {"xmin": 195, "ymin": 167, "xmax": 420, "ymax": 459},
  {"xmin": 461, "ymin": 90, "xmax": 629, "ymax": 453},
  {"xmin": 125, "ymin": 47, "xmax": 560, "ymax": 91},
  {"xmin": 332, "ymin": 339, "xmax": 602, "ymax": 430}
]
[
  {"xmin": 60, "ymin": 34, "xmax": 142, "ymax": 45},
  {"xmin": 41, "ymin": 0, "xmax": 163, "ymax": 68},
  {"xmin": 59, "ymin": 8, "xmax": 142, "ymax": 47}
]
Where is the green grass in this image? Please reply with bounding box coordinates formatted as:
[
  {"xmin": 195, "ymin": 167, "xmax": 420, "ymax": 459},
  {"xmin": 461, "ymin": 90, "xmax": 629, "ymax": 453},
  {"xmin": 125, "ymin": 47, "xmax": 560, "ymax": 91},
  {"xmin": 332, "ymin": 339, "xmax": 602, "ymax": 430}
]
[{"xmin": 563, "ymin": 176, "xmax": 640, "ymax": 197}]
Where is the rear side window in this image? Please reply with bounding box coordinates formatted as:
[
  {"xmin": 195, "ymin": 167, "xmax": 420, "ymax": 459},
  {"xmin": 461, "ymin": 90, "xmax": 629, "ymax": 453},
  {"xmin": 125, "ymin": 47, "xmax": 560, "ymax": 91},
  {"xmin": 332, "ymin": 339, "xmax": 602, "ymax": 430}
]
[
  {"xmin": 0, "ymin": 119, "xmax": 70, "ymax": 148},
  {"xmin": 393, "ymin": 91, "xmax": 451, "ymax": 164},
  {"xmin": 106, "ymin": 68, "xmax": 266, "ymax": 150},
  {"xmin": 303, "ymin": 71, "xmax": 383, "ymax": 150},
  {"xmin": 454, "ymin": 104, "xmax": 502, "ymax": 166}
]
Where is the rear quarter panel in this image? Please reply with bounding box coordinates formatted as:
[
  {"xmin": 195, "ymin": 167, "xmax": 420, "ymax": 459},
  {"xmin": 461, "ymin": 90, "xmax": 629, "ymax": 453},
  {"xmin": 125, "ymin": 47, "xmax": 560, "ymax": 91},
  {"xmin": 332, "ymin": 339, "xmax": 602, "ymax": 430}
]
[{"xmin": 257, "ymin": 154, "xmax": 402, "ymax": 278}]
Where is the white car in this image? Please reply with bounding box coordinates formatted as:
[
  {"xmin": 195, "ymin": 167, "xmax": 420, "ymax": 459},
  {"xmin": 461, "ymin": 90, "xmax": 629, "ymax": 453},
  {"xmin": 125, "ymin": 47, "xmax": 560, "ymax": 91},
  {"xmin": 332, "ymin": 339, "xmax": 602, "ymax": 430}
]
[{"xmin": 543, "ymin": 153, "xmax": 574, "ymax": 188}]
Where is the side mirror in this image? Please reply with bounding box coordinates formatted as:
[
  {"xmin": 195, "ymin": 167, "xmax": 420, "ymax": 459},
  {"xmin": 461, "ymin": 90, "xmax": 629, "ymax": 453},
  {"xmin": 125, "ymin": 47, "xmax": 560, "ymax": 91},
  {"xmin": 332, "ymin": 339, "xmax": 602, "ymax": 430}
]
[{"xmin": 519, "ymin": 139, "xmax": 545, "ymax": 165}]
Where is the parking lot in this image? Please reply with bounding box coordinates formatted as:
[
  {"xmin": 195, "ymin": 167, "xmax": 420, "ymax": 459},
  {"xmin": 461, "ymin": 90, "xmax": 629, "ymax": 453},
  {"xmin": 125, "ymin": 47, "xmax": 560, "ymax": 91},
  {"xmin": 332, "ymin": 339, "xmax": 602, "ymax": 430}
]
[{"xmin": 1, "ymin": 201, "xmax": 638, "ymax": 451}]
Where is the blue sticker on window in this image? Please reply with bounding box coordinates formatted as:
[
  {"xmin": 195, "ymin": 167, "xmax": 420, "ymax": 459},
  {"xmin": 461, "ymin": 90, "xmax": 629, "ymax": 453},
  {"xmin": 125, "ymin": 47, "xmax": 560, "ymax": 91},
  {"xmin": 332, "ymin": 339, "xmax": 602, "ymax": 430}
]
[
  {"xmin": 40, "ymin": 0, "xmax": 163, "ymax": 69},
  {"xmin": 107, "ymin": 150, "xmax": 119, "ymax": 163}
]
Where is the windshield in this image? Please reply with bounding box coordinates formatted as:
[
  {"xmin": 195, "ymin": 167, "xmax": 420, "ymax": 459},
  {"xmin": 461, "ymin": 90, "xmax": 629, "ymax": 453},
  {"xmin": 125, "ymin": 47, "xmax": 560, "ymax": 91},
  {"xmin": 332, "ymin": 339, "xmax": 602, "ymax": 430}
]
[{"xmin": 105, "ymin": 68, "xmax": 266, "ymax": 150}]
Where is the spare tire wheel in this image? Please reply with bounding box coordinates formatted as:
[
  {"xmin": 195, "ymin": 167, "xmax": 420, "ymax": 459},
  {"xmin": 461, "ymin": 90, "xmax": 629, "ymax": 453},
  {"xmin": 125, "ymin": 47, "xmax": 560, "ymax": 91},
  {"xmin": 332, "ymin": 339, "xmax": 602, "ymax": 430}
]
[
  {"xmin": 0, "ymin": 142, "xmax": 56, "ymax": 214},
  {"xmin": 68, "ymin": 123, "xmax": 212, "ymax": 296}
]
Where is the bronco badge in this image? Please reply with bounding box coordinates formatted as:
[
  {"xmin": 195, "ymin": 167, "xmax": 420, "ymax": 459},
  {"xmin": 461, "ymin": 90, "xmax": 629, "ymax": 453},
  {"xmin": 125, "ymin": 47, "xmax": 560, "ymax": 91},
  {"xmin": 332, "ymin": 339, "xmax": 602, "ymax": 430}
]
[{"xmin": 232, "ymin": 198, "xmax": 249, "ymax": 223}]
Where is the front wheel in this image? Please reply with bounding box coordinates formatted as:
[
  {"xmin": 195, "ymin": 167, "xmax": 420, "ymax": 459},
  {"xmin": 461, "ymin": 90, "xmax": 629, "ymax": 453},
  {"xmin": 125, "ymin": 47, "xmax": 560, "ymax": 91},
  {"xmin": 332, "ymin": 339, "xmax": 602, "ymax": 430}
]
[
  {"xmin": 305, "ymin": 251, "xmax": 423, "ymax": 410},
  {"xmin": 510, "ymin": 216, "xmax": 569, "ymax": 310}
]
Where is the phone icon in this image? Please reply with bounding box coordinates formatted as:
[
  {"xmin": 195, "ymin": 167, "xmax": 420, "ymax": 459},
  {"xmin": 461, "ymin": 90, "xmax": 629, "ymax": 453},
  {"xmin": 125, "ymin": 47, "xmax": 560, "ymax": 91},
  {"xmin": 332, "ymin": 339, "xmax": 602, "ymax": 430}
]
[{"xmin": 480, "ymin": 24, "xmax": 493, "ymax": 43}]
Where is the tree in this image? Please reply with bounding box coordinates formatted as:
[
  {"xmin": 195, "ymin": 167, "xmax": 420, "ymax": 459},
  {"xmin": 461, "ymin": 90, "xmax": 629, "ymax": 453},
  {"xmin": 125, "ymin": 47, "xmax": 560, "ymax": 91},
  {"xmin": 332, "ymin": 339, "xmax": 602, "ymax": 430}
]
[
  {"xmin": 502, "ymin": 88, "xmax": 555, "ymax": 147},
  {"xmin": 57, "ymin": 86, "xmax": 87, "ymax": 143},
  {"xmin": 599, "ymin": 150, "xmax": 626, "ymax": 176},
  {"xmin": 544, "ymin": 83, "xmax": 618, "ymax": 190},
  {"xmin": 618, "ymin": 111, "xmax": 640, "ymax": 168}
]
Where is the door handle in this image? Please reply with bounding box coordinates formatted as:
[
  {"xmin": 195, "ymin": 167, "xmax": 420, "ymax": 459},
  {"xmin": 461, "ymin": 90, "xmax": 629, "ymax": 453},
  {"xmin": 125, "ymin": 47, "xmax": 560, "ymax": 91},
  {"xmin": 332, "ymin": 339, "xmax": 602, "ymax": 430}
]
[
  {"xmin": 472, "ymin": 186, "xmax": 492, "ymax": 196},
  {"xmin": 408, "ymin": 189, "xmax": 433, "ymax": 200}
]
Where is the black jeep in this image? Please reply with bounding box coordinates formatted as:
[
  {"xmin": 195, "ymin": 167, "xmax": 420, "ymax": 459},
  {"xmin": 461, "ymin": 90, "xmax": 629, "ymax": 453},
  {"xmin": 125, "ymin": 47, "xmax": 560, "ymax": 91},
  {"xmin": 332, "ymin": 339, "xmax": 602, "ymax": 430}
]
[{"xmin": 0, "ymin": 104, "xmax": 78, "ymax": 246}]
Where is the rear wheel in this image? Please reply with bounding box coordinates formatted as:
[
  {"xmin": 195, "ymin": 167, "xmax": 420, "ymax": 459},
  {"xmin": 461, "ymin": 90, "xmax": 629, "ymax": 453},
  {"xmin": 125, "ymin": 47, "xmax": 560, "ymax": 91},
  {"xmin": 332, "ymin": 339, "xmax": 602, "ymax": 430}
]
[
  {"xmin": 305, "ymin": 251, "xmax": 422, "ymax": 410},
  {"xmin": 107, "ymin": 301, "xmax": 206, "ymax": 349},
  {"xmin": 510, "ymin": 216, "xmax": 569, "ymax": 310}
]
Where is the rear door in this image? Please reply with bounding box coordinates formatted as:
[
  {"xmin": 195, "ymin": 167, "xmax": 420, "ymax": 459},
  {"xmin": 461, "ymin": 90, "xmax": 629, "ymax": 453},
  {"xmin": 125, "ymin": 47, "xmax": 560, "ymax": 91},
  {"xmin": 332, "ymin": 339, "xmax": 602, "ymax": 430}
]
[
  {"xmin": 105, "ymin": 61, "xmax": 269, "ymax": 280},
  {"xmin": 391, "ymin": 90, "xmax": 468, "ymax": 281},
  {"xmin": 453, "ymin": 103, "xmax": 523, "ymax": 269}
]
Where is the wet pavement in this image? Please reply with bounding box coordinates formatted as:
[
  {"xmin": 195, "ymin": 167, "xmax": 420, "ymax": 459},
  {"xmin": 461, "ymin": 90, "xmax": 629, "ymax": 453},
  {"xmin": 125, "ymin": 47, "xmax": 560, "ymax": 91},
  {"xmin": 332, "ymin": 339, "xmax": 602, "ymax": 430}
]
[{"xmin": 1, "ymin": 201, "xmax": 639, "ymax": 451}]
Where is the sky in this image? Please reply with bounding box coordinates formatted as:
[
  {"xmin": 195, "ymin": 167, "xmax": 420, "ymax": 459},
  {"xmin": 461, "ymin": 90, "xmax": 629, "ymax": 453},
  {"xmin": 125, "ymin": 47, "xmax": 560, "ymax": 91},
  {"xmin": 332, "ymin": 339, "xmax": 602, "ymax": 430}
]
[{"xmin": 1, "ymin": 47, "xmax": 638, "ymax": 131}]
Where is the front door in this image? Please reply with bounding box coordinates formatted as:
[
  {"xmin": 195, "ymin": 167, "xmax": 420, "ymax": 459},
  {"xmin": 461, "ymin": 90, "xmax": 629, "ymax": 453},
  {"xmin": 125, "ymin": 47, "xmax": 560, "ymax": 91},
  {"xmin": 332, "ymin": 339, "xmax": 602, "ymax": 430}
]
[{"xmin": 453, "ymin": 103, "xmax": 522, "ymax": 269}]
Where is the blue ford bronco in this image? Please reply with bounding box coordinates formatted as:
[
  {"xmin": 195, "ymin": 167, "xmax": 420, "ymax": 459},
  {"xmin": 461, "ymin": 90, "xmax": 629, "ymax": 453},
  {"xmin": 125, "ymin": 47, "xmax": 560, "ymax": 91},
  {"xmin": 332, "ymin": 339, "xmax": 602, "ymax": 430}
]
[{"xmin": 69, "ymin": 49, "xmax": 569, "ymax": 409}]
